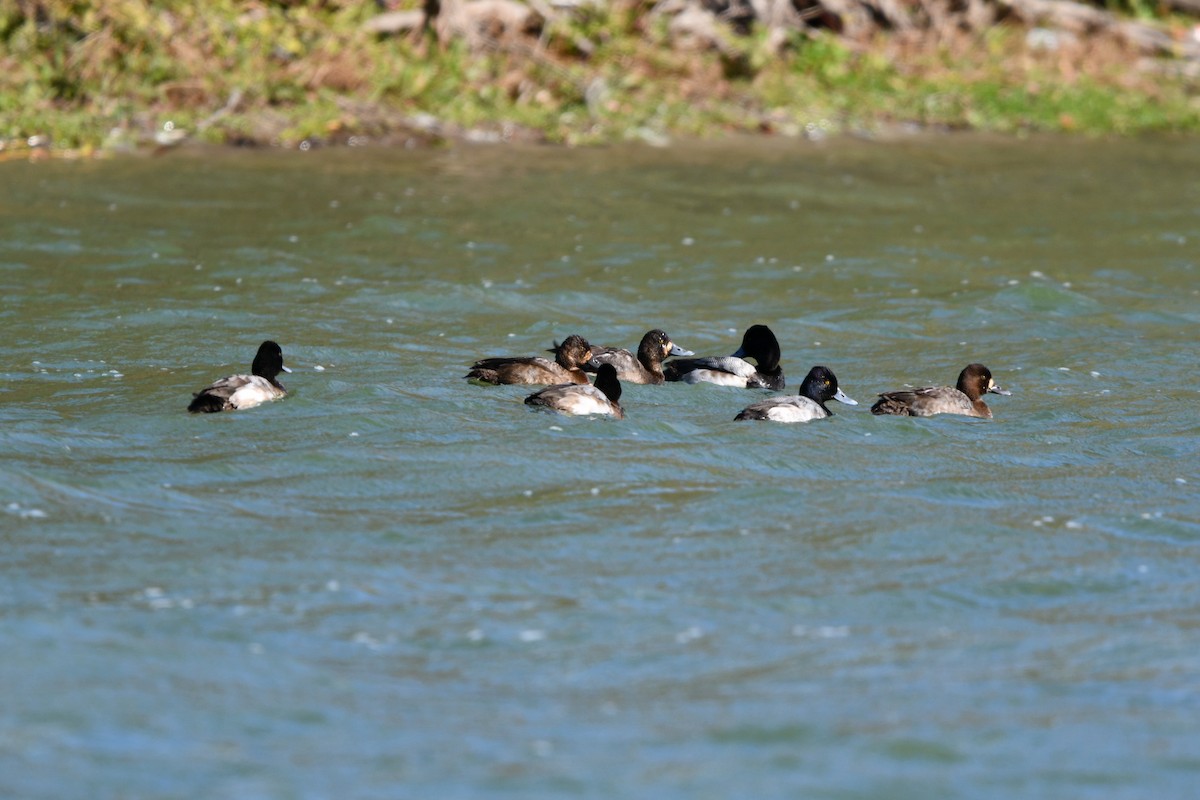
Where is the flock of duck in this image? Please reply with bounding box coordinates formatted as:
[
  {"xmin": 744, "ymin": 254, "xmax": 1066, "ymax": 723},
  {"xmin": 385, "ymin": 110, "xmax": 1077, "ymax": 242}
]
[{"xmin": 187, "ymin": 326, "xmax": 1011, "ymax": 423}]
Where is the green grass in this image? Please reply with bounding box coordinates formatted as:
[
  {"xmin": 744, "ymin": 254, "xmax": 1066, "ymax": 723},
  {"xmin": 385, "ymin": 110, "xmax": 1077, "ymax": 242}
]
[{"xmin": 1, "ymin": 0, "xmax": 1198, "ymax": 156}]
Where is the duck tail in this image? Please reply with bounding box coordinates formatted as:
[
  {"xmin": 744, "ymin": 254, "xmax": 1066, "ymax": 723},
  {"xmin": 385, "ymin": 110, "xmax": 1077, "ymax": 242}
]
[
  {"xmin": 187, "ymin": 392, "xmax": 226, "ymax": 413},
  {"xmin": 869, "ymin": 394, "xmax": 915, "ymax": 416},
  {"xmin": 464, "ymin": 368, "xmax": 501, "ymax": 384}
]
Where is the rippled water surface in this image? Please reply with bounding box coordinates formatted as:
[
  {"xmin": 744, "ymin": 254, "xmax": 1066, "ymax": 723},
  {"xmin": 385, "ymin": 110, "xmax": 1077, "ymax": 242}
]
[{"xmin": 2, "ymin": 136, "xmax": 1199, "ymax": 798}]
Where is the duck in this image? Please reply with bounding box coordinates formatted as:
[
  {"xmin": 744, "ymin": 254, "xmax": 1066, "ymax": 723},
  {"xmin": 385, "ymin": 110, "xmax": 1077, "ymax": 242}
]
[
  {"xmin": 870, "ymin": 363, "xmax": 1011, "ymax": 419},
  {"xmin": 663, "ymin": 324, "xmax": 784, "ymax": 390},
  {"xmin": 735, "ymin": 366, "xmax": 857, "ymax": 422},
  {"xmin": 524, "ymin": 363, "xmax": 624, "ymax": 419},
  {"xmin": 466, "ymin": 334, "xmax": 599, "ymax": 385},
  {"xmin": 187, "ymin": 340, "xmax": 291, "ymax": 413},
  {"xmin": 585, "ymin": 329, "xmax": 693, "ymax": 385}
]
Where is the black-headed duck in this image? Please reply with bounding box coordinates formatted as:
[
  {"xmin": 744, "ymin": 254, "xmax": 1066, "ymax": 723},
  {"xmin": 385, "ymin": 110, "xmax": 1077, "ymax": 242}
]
[
  {"xmin": 587, "ymin": 329, "xmax": 693, "ymax": 385},
  {"xmin": 735, "ymin": 366, "xmax": 857, "ymax": 423},
  {"xmin": 524, "ymin": 363, "xmax": 624, "ymax": 419},
  {"xmin": 663, "ymin": 324, "xmax": 784, "ymax": 390},
  {"xmin": 188, "ymin": 340, "xmax": 291, "ymax": 413},
  {"xmin": 870, "ymin": 363, "xmax": 1010, "ymax": 419},
  {"xmin": 466, "ymin": 334, "xmax": 599, "ymax": 386}
]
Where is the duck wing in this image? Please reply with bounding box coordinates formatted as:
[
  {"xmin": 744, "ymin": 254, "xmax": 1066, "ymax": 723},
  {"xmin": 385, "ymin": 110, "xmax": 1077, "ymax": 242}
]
[
  {"xmin": 524, "ymin": 384, "xmax": 622, "ymax": 417},
  {"xmin": 189, "ymin": 374, "xmax": 281, "ymax": 412},
  {"xmin": 735, "ymin": 396, "xmax": 826, "ymax": 422},
  {"xmin": 466, "ymin": 356, "xmax": 575, "ymax": 385}
]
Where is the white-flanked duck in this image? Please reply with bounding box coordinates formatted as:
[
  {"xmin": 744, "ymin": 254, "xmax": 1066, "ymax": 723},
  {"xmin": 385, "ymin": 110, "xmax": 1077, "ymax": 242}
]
[
  {"xmin": 664, "ymin": 324, "xmax": 784, "ymax": 390},
  {"xmin": 188, "ymin": 340, "xmax": 291, "ymax": 413},
  {"xmin": 524, "ymin": 363, "xmax": 624, "ymax": 419},
  {"xmin": 735, "ymin": 366, "xmax": 857, "ymax": 422}
]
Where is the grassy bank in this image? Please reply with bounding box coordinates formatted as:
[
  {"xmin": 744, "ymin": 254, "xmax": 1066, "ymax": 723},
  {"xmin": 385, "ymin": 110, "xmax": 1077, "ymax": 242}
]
[{"xmin": 2, "ymin": 0, "xmax": 1199, "ymax": 157}]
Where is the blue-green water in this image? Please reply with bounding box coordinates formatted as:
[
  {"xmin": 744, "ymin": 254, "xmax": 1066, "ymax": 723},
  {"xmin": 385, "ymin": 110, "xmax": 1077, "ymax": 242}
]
[{"xmin": 2, "ymin": 136, "xmax": 1198, "ymax": 798}]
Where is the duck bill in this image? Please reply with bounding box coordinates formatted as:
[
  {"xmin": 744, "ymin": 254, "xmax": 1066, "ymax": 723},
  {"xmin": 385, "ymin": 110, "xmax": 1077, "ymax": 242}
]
[
  {"xmin": 833, "ymin": 388, "xmax": 858, "ymax": 405},
  {"xmin": 668, "ymin": 344, "xmax": 694, "ymax": 357},
  {"xmin": 988, "ymin": 385, "xmax": 1010, "ymax": 396},
  {"xmin": 280, "ymin": 365, "xmax": 293, "ymax": 373}
]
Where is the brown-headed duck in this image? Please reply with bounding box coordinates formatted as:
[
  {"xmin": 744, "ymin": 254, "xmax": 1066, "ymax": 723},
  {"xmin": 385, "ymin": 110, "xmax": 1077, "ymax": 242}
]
[
  {"xmin": 586, "ymin": 329, "xmax": 693, "ymax": 385},
  {"xmin": 870, "ymin": 363, "xmax": 1010, "ymax": 419},
  {"xmin": 466, "ymin": 334, "xmax": 599, "ymax": 386}
]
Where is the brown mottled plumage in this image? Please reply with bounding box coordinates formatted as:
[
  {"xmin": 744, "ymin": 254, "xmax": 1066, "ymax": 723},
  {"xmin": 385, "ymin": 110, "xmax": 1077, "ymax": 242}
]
[
  {"xmin": 466, "ymin": 335, "xmax": 597, "ymax": 386},
  {"xmin": 587, "ymin": 329, "xmax": 693, "ymax": 385},
  {"xmin": 870, "ymin": 363, "xmax": 1010, "ymax": 419}
]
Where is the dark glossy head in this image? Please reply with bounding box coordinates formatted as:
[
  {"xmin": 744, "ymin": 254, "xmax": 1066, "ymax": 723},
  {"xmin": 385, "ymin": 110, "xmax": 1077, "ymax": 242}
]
[
  {"xmin": 797, "ymin": 366, "xmax": 857, "ymax": 411},
  {"xmin": 956, "ymin": 363, "xmax": 1010, "ymax": 401},
  {"xmin": 550, "ymin": 334, "xmax": 599, "ymax": 370},
  {"xmin": 251, "ymin": 340, "xmax": 290, "ymax": 381},
  {"xmin": 731, "ymin": 324, "xmax": 781, "ymax": 370},
  {"xmin": 592, "ymin": 363, "xmax": 622, "ymax": 404}
]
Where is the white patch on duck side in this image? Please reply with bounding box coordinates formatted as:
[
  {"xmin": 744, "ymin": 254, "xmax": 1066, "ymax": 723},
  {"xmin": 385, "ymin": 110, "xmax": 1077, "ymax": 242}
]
[
  {"xmin": 740, "ymin": 396, "xmax": 828, "ymax": 423},
  {"xmin": 228, "ymin": 376, "xmax": 285, "ymax": 409},
  {"xmin": 694, "ymin": 356, "xmax": 760, "ymax": 377},
  {"xmin": 762, "ymin": 397, "xmax": 828, "ymax": 422},
  {"xmin": 528, "ymin": 384, "xmax": 621, "ymax": 417},
  {"xmin": 682, "ymin": 367, "xmax": 755, "ymax": 386},
  {"xmin": 552, "ymin": 388, "xmax": 619, "ymax": 416}
]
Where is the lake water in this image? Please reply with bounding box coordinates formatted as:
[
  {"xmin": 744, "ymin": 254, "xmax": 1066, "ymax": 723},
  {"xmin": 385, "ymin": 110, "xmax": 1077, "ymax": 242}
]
[{"xmin": 2, "ymin": 135, "xmax": 1198, "ymax": 799}]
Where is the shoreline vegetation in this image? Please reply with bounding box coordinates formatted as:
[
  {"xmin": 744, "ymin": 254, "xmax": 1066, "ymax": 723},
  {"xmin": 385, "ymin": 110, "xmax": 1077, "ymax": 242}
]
[{"xmin": 3, "ymin": 0, "xmax": 1200, "ymax": 159}]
